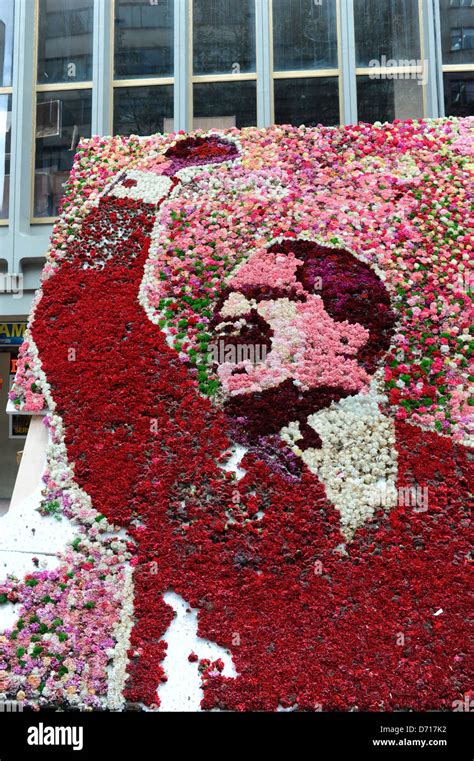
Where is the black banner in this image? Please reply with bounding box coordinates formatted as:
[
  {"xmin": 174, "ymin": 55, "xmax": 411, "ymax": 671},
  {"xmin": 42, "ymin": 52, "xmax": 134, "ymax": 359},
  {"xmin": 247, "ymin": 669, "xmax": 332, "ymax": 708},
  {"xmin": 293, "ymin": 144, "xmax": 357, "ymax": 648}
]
[{"xmin": 0, "ymin": 710, "xmax": 472, "ymax": 760}]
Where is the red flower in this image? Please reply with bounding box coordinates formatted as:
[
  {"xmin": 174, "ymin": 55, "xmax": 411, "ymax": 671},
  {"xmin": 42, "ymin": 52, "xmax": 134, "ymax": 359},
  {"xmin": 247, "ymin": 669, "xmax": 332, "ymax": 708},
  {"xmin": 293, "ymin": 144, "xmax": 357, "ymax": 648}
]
[{"xmin": 29, "ymin": 151, "xmax": 471, "ymax": 712}]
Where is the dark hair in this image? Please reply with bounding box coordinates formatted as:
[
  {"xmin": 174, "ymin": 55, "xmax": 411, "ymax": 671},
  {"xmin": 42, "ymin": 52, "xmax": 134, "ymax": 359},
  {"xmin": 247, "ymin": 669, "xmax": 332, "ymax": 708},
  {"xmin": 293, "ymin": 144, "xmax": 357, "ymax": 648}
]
[{"xmin": 266, "ymin": 239, "xmax": 396, "ymax": 374}]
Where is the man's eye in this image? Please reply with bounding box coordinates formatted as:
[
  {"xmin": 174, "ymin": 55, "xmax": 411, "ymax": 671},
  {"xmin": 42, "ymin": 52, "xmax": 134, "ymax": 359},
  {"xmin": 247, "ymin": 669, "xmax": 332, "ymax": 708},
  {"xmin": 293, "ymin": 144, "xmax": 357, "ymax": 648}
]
[
  {"xmin": 215, "ymin": 317, "xmax": 247, "ymax": 335},
  {"xmin": 215, "ymin": 323, "xmax": 238, "ymax": 336},
  {"xmin": 122, "ymin": 178, "xmax": 137, "ymax": 188}
]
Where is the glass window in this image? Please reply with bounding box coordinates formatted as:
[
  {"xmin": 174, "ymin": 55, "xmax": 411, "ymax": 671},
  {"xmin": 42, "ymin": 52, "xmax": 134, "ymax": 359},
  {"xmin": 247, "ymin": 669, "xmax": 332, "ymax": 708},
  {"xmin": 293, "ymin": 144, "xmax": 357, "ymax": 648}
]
[
  {"xmin": 450, "ymin": 27, "xmax": 474, "ymax": 51},
  {"xmin": 443, "ymin": 72, "xmax": 474, "ymax": 116},
  {"xmin": 193, "ymin": 80, "xmax": 256, "ymax": 128},
  {"xmin": 354, "ymin": 0, "xmax": 421, "ymax": 67},
  {"xmin": 439, "ymin": 0, "xmax": 474, "ymax": 64},
  {"xmin": 37, "ymin": 0, "xmax": 94, "ymax": 84},
  {"xmin": 357, "ymin": 76, "xmax": 424, "ymax": 123},
  {"xmin": 0, "ymin": 0, "xmax": 15, "ymax": 87},
  {"xmin": 114, "ymin": 0, "xmax": 174, "ymax": 79},
  {"xmin": 273, "ymin": 0, "xmax": 338, "ymax": 71},
  {"xmin": 0, "ymin": 0, "xmax": 14, "ymax": 222},
  {"xmin": 114, "ymin": 85, "xmax": 174, "ymax": 135},
  {"xmin": 34, "ymin": 89, "xmax": 92, "ymax": 218},
  {"xmin": 193, "ymin": 0, "xmax": 256, "ymax": 75},
  {"xmin": 274, "ymin": 77, "xmax": 339, "ymax": 126},
  {"xmin": 0, "ymin": 94, "xmax": 11, "ymax": 220}
]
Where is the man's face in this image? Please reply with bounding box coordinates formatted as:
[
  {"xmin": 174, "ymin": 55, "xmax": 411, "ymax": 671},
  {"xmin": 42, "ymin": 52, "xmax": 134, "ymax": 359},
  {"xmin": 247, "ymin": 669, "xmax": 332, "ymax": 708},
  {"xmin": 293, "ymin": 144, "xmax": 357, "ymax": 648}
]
[
  {"xmin": 214, "ymin": 289, "xmax": 370, "ymax": 397},
  {"xmin": 209, "ymin": 247, "xmax": 373, "ymax": 442}
]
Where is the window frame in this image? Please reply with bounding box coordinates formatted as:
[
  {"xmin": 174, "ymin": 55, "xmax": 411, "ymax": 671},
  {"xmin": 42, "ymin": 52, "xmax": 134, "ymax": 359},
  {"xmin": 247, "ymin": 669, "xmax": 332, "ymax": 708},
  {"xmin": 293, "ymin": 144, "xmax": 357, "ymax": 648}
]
[
  {"xmin": 438, "ymin": 0, "xmax": 474, "ymax": 117},
  {"xmin": 31, "ymin": 0, "xmax": 94, "ymax": 224},
  {"xmin": 0, "ymin": 0, "xmax": 16, "ymax": 226},
  {"xmin": 354, "ymin": 0, "xmax": 429, "ymax": 121},
  {"xmin": 0, "ymin": 87, "xmax": 12, "ymax": 226},
  {"xmin": 190, "ymin": 0, "xmax": 259, "ymax": 129},
  {"xmin": 112, "ymin": 0, "xmax": 175, "ymax": 137},
  {"xmin": 270, "ymin": 0, "xmax": 344, "ymax": 126},
  {"xmin": 21, "ymin": 0, "xmax": 472, "ymax": 226}
]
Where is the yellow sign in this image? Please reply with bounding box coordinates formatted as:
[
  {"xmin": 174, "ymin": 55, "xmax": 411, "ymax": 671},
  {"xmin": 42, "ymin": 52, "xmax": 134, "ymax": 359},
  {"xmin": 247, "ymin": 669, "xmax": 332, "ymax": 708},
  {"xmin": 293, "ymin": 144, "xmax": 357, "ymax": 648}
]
[{"xmin": 0, "ymin": 323, "xmax": 26, "ymax": 345}]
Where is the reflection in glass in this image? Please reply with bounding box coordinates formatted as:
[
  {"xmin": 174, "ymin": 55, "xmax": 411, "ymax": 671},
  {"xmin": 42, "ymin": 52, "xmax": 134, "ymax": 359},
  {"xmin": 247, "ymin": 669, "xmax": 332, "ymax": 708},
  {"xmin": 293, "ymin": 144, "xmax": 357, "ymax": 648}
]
[
  {"xmin": 0, "ymin": 0, "xmax": 15, "ymax": 87},
  {"xmin": 114, "ymin": 85, "xmax": 174, "ymax": 135},
  {"xmin": 0, "ymin": 94, "xmax": 11, "ymax": 220},
  {"xmin": 354, "ymin": 0, "xmax": 420, "ymax": 67},
  {"xmin": 37, "ymin": 0, "xmax": 93, "ymax": 83},
  {"xmin": 34, "ymin": 89, "xmax": 92, "ymax": 218},
  {"xmin": 357, "ymin": 76, "xmax": 424, "ymax": 123},
  {"xmin": 115, "ymin": 0, "xmax": 174, "ymax": 79},
  {"xmin": 444, "ymin": 73, "xmax": 474, "ymax": 117},
  {"xmin": 439, "ymin": 0, "xmax": 474, "ymax": 64},
  {"xmin": 193, "ymin": 80, "xmax": 256, "ymax": 129},
  {"xmin": 274, "ymin": 77, "xmax": 339, "ymax": 126},
  {"xmin": 193, "ymin": 0, "xmax": 256, "ymax": 74},
  {"xmin": 273, "ymin": 0, "xmax": 338, "ymax": 71}
]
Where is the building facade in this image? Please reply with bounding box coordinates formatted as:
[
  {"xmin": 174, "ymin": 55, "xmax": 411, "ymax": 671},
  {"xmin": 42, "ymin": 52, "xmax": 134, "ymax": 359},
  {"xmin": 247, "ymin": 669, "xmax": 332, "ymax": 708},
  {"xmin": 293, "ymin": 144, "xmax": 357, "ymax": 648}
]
[{"xmin": 0, "ymin": 0, "xmax": 473, "ymax": 495}]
